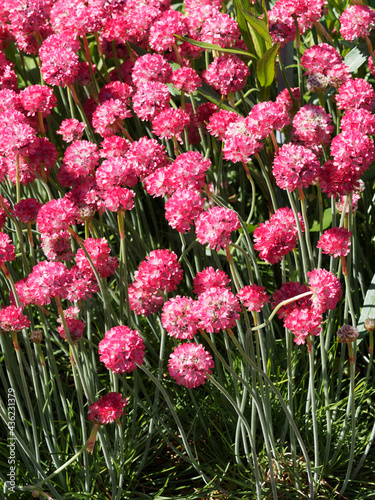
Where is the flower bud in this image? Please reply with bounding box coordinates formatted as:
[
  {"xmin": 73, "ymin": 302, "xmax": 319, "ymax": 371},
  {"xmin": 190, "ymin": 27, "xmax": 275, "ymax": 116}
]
[
  {"xmin": 30, "ymin": 329, "xmax": 43, "ymax": 343},
  {"xmin": 337, "ymin": 325, "xmax": 359, "ymax": 343},
  {"xmin": 364, "ymin": 318, "xmax": 375, "ymax": 333}
]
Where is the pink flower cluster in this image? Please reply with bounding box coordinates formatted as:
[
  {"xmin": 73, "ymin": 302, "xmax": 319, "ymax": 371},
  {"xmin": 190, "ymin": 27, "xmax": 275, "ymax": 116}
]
[
  {"xmin": 88, "ymin": 392, "xmax": 128, "ymax": 424},
  {"xmin": 99, "ymin": 326, "xmax": 145, "ymax": 373},
  {"xmin": 168, "ymin": 343, "xmax": 214, "ymax": 388}
]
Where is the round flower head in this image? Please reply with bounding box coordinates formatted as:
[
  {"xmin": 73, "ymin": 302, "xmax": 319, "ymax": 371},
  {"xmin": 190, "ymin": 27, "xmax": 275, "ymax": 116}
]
[
  {"xmin": 337, "ymin": 324, "xmax": 359, "ymax": 344},
  {"xmin": 57, "ymin": 118, "xmax": 86, "ymax": 142},
  {"xmin": 336, "ymin": 78, "xmax": 375, "ymax": 112},
  {"xmin": 0, "ymin": 110, "xmax": 35, "ymax": 156},
  {"xmin": 245, "ymin": 101, "xmax": 286, "ymax": 140},
  {"xmin": 301, "ymin": 43, "xmax": 342, "ymax": 75},
  {"xmin": 162, "ymin": 296, "xmax": 199, "ymax": 339},
  {"xmin": 291, "ymin": 104, "xmax": 333, "ymax": 151},
  {"xmin": 200, "ymin": 11, "xmax": 240, "ymax": 48},
  {"xmin": 202, "ymin": 55, "xmax": 249, "ymax": 96},
  {"xmin": 39, "ymin": 33, "xmax": 81, "ymax": 87},
  {"xmin": 76, "ymin": 237, "xmax": 119, "ymax": 279},
  {"xmin": 88, "ymin": 392, "xmax": 128, "ymax": 424},
  {"xmin": 253, "ymin": 208, "xmax": 304, "ymax": 264},
  {"xmin": 165, "ymin": 188, "xmax": 204, "ymax": 233},
  {"xmin": 132, "ymin": 53, "xmax": 172, "ymax": 87},
  {"xmin": 134, "ymin": 249, "xmax": 183, "ymax": 293},
  {"xmin": 37, "ymin": 197, "xmax": 79, "ymax": 234},
  {"xmin": 92, "ymin": 98, "xmax": 132, "ymax": 138},
  {"xmin": 273, "ymin": 143, "xmax": 320, "ymax": 192},
  {"xmin": 20, "ymin": 85, "xmax": 57, "ymax": 117},
  {"xmin": 61, "ymin": 140, "xmax": 100, "ymax": 182},
  {"xmin": 99, "ymin": 326, "xmax": 145, "ymax": 373},
  {"xmin": 96, "ymin": 157, "xmax": 137, "ymax": 190},
  {"xmin": 316, "ymin": 227, "xmax": 352, "ymax": 258},
  {"xmin": 100, "ymin": 136, "xmax": 130, "ymax": 158},
  {"xmin": 237, "ymin": 284, "xmax": 270, "ymax": 312},
  {"xmin": 152, "ymin": 107, "xmax": 190, "ymax": 144},
  {"xmin": 0, "ymin": 306, "xmax": 30, "ymax": 332},
  {"xmin": 340, "ymin": 5, "xmax": 375, "ymax": 41},
  {"xmin": 207, "ymin": 109, "xmax": 239, "ymax": 140},
  {"xmin": 284, "ymin": 307, "xmax": 322, "ymax": 345},
  {"xmin": 168, "ymin": 343, "xmax": 214, "ymax": 388},
  {"xmin": 132, "ymin": 81, "xmax": 171, "ymax": 122},
  {"xmin": 30, "ymin": 330, "xmax": 43, "ymax": 343},
  {"xmin": 194, "ymin": 286, "xmax": 241, "ymax": 333},
  {"xmin": 125, "ymin": 137, "xmax": 167, "ymax": 181},
  {"xmin": 193, "ymin": 267, "xmax": 231, "ymax": 295},
  {"xmin": 307, "ymin": 269, "xmax": 342, "ymax": 314},
  {"xmin": 171, "ymin": 67, "xmax": 202, "ymax": 93},
  {"xmin": 330, "ymin": 130, "xmax": 375, "ymax": 178},
  {"xmin": 58, "ymin": 317, "xmax": 85, "ymax": 343},
  {"xmin": 222, "ymin": 117, "xmax": 262, "ymax": 163},
  {"xmin": 40, "ymin": 231, "xmax": 74, "ymax": 262},
  {"xmin": 103, "ymin": 187, "xmax": 135, "ymax": 213},
  {"xmin": 195, "ymin": 206, "xmax": 240, "ymax": 251},
  {"xmin": 149, "ymin": 10, "xmax": 188, "ymax": 52},
  {"xmin": 12, "ymin": 198, "xmax": 42, "ymax": 224},
  {"xmin": 128, "ymin": 281, "xmax": 164, "ymax": 316},
  {"xmin": 340, "ymin": 109, "xmax": 375, "ymax": 136},
  {"xmin": 168, "ymin": 151, "xmax": 211, "ymax": 192}
]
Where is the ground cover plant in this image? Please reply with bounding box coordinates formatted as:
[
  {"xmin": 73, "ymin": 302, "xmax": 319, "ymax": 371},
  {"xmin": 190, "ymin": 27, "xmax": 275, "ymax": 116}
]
[{"xmin": 1, "ymin": 0, "xmax": 375, "ymax": 498}]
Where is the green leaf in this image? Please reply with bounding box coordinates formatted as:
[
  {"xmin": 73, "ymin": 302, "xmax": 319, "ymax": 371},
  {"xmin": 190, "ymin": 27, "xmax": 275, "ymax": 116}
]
[
  {"xmin": 238, "ymin": 5, "xmax": 272, "ymax": 47},
  {"xmin": 343, "ymin": 44, "xmax": 368, "ymax": 73},
  {"xmin": 309, "ymin": 208, "xmax": 332, "ymax": 232},
  {"xmin": 176, "ymin": 35, "xmax": 256, "ymax": 59},
  {"xmin": 197, "ymin": 84, "xmax": 241, "ymax": 113},
  {"xmin": 357, "ymin": 273, "xmax": 375, "ymax": 343},
  {"xmin": 234, "ymin": 0, "xmax": 255, "ymax": 55},
  {"xmin": 257, "ymin": 43, "xmax": 280, "ymax": 87}
]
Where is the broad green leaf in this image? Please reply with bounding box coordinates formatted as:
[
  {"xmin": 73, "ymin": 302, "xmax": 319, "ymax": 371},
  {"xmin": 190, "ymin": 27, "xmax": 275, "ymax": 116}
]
[
  {"xmin": 238, "ymin": 5, "xmax": 272, "ymax": 47},
  {"xmin": 357, "ymin": 273, "xmax": 375, "ymax": 343},
  {"xmin": 309, "ymin": 208, "xmax": 332, "ymax": 232},
  {"xmin": 257, "ymin": 43, "xmax": 280, "ymax": 87},
  {"xmin": 343, "ymin": 45, "xmax": 368, "ymax": 73},
  {"xmin": 176, "ymin": 35, "xmax": 256, "ymax": 59},
  {"xmin": 233, "ymin": 0, "xmax": 255, "ymax": 55}
]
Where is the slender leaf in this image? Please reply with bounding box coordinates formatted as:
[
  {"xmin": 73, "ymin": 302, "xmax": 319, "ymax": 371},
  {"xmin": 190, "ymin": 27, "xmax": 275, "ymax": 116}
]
[
  {"xmin": 176, "ymin": 35, "xmax": 256, "ymax": 59},
  {"xmin": 257, "ymin": 43, "xmax": 280, "ymax": 87},
  {"xmin": 238, "ymin": 5, "xmax": 272, "ymax": 46}
]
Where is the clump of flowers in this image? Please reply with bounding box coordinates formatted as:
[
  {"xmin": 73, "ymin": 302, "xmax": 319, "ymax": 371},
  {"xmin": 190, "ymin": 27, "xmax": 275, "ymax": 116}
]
[
  {"xmin": 273, "ymin": 143, "xmax": 320, "ymax": 191},
  {"xmin": 57, "ymin": 119, "xmax": 86, "ymax": 143},
  {"xmin": 99, "ymin": 326, "xmax": 145, "ymax": 373},
  {"xmin": 203, "ymin": 55, "xmax": 249, "ymax": 96},
  {"xmin": 307, "ymin": 269, "xmax": 342, "ymax": 314},
  {"xmin": 340, "ymin": 4, "xmax": 375, "ymax": 41},
  {"xmin": 165, "ymin": 188, "xmax": 204, "ymax": 233},
  {"xmin": 168, "ymin": 343, "xmax": 214, "ymax": 388},
  {"xmin": 162, "ymin": 296, "xmax": 199, "ymax": 339},
  {"xmin": 194, "ymin": 287, "xmax": 241, "ymax": 333},
  {"xmin": 193, "ymin": 268, "xmax": 231, "ymax": 295},
  {"xmin": 0, "ymin": 306, "xmax": 30, "ymax": 332}
]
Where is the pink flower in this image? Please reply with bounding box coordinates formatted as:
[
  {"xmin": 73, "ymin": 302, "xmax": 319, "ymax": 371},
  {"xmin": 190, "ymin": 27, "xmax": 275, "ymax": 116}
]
[
  {"xmin": 0, "ymin": 306, "xmax": 30, "ymax": 332},
  {"xmin": 40, "ymin": 231, "xmax": 74, "ymax": 262},
  {"xmin": 193, "ymin": 267, "xmax": 231, "ymax": 295},
  {"xmin": 88, "ymin": 392, "xmax": 128, "ymax": 424},
  {"xmin": 132, "ymin": 81, "xmax": 171, "ymax": 122},
  {"xmin": 132, "ymin": 53, "xmax": 172, "ymax": 86},
  {"xmin": 37, "ymin": 198, "xmax": 79, "ymax": 234},
  {"xmin": 20, "ymin": 85, "xmax": 57, "ymax": 117},
  {"xmin": 284, "ymin": 307, "xmax": 322, "ymax": 345},
  {"xmin": 330, "ymin": 130, "xmax": 375, "ymax": 178},
  {"xmin": 207, "ymin": 109, "xmax": 239, "ymax": 140},
  {"xmin": 291, "ymin": 104, "xmax": 333, "ymax": 151},
  {"xmin": 102, "ymin": 187, "xmax": 135, "ymax": 212},
  {"xmin": 95, "ymin": 157, "xmax": 137, "ymax": 190},
  {"xmin": 272, "ymin": 281, "xmax": 311, "ymax": 320},
  {"xmin": 301, "ymin": 43, "xmax": 342, "ymax": 74},
  {"xmin": 57, "ymin": 118, "xmax": 86, "ymax": 143},
  {"xmin": 168, "ymin": 343, "xmax": 214, "ymax": 388},
  {"xmin": 194, "ymin": 286, "xmax": 241, "ymax": 333},
  {"xmin": 165, "ymin": 188, "xmax": 204, "ymax": 233},
  {"xmin": 12, "ymin": 198, "xmax": 42, "ymax": 224},
  {"xmin": 202, "ymin": 55, "xmax": 249, "ymax": 96},
  {"xmin": 316, "ymin": 227, "xmax": 352, "ymax": 258},
  {"xmin": 171, "ymin": 67, "xmax": 202, "ymax": 93},
  {"xmin": 254, "ymin": 207, "xmax": 304, "ymax": 264},
  {"xmin": 195, "ymin": 206, "xmax": 240, "ymax": 251},
  {"xmin": 340, "ymin": 4, "xmax": 375, "ymax": 40},
  {"xmin": 336, "ymin": 78, "xmax": 375, "ymax": 111},
  {"xmin": 58, "ymin": 316, "xmax": 85, "ymax": 343},
  {"xmin": 152, "ymin": 108, "xmax": 190, "ymax": 144},
  {"xmin": 200, "ymin": 11, "xmax": 240, "ymax": 48},
  {"xmin": 126, "ymin": 137, "xmax": 168, "ymax": 181},
  {"xmin": 273, "ymin": 143, "xmax": 320, "ymax": 192},
  {"xmin": 0, "ymin": 232, "xmax": 16, "ymax": 266},
  {"xmin": 245, "ymin": 101, "xmax": 286, "ymax": 140},
  {"xmin": 307, "ymin": 269, "xmax": 342, "ymax": 313},
  {"xmin": 76, "ymin": 238, "xmax": 119, "ymax": 279},
  {"xmin": 98, "ymin": 82, "xmax": 133, "ymax": 105},
  {"xmin": 92, "ymin": 98, "xmax": 132, "ymax": 137},
  {"xmin": 39, "ymin": 32, "xmax": 81, "ymax": 87},
  {"xmin": 128, "ymin": 282, "xmax": 164, "ymax": 316},
  {"xmin": 222, "ymin": 118, "xmax": 262, "ymax": 163},
  {"xmin": 99, "ymin": 326, "xmax": 145, "ymax": 373},
  {"xmin": 162, "ymin": 296, "xmax": 199, "ymax": 339},
  {"xmin": 237, "ymin": 285, "xmax": 270, "ymax": 312},
  {"xmin": 0, "ymin": 110, "xmax": 35, "ymax": 156},
  {"xmin": 61, "ymin": 140, "xmax": 100, "ymax": 182},
  {"xmin": 100, "ymin": 136, "xmax": 130, "ymax": 158},
  {"xmin": 149, "ymin": 10, "xmax": 188, "ymax": 52},
  {"xmin": 134, "ymin": 249, "xmax": 183, "ymax": 293},
  {"xmin": 340, "ymin": 109, "xmax": 375, "ymax": 136}
]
